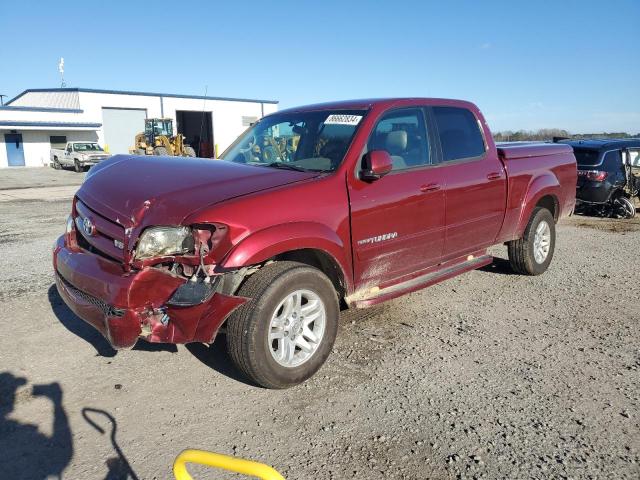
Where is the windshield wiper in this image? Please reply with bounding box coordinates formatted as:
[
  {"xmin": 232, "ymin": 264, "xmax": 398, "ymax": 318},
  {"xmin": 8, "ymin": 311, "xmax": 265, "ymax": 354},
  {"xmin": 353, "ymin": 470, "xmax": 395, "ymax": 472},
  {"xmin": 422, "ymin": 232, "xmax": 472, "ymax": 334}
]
[{"xmin": 264, "ymin": 162, "xmax": 311, "ymax": 172}]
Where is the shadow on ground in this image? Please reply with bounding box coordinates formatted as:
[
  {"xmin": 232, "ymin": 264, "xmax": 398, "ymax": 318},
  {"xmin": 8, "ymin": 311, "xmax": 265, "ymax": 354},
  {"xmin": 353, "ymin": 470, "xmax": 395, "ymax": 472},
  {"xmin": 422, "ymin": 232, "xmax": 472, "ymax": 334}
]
[
  {"xmin": 0, "ymin": 371, "xmax": 141, "ymax": 479},
  {"xmin": 479, "ymin": 257, "xmax": 517, "ymax": 276},
  {"xmin": 47, "ymin": 285, "xmax": 177, "ymax": 357},
  {"xmin": 82, "ymin": 407, "xmax": 140, "ymax": 480},
  {"xmin": 0, "ymin": 372, "xmax": 73, "ymax": 479},
  {"xmin": 186, "ymin": 337, "xmax": 256, "ymax": 387}
]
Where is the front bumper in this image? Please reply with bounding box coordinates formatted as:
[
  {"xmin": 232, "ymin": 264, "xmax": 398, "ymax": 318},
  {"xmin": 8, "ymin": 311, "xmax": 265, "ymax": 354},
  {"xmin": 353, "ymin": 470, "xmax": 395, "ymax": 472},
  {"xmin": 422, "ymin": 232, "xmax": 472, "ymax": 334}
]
[{"xmin": 53, "ymin": 235, "xmax": 246, "ymax": 349}]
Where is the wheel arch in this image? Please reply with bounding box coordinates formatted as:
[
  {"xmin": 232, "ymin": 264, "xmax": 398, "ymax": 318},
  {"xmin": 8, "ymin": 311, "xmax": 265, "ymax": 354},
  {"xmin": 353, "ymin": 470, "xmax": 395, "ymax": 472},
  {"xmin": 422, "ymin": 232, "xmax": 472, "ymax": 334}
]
[
  {"xmin": 515, "ymin": 174, "xmax": 561, "ymax": 238},
  {"xmin": 220, "ymin": 222, "xmax": 353, "ymax": 297}
]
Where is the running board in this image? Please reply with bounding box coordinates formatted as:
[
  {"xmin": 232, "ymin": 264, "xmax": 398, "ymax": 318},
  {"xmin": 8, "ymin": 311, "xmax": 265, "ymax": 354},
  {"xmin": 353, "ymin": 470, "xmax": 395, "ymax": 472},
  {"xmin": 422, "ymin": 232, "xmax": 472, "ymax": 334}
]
[{"xmin": 352, "ymin": 255, "xmax": 493, "ymax": 308}]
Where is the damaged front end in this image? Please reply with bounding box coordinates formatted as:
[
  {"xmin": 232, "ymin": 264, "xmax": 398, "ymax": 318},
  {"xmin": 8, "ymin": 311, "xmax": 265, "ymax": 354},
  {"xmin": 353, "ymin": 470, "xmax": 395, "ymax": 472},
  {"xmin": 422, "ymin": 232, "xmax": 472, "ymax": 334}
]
[{"xmin": 53, "ymin": 196, "xmax": 252, "ymax": 349}]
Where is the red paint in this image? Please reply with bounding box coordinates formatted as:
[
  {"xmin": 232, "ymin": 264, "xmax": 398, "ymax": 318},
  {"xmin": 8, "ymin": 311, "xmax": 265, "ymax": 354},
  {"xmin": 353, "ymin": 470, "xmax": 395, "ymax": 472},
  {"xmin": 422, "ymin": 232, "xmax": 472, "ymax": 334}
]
[{"xmin": 53, "ymin": 98, "xmax": 576, "ymax": 349}]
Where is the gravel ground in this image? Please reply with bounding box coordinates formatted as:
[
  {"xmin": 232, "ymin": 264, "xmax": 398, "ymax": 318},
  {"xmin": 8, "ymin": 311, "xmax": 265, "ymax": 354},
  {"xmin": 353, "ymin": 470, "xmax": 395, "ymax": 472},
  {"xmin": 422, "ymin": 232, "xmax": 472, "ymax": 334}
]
[
  {"xmin": 0, "ymin": 166, "xmax": 85, "ymax": 190},
  {"xmin": 0, "ymin": 195, "xmax": 638, "ymax": 480}
]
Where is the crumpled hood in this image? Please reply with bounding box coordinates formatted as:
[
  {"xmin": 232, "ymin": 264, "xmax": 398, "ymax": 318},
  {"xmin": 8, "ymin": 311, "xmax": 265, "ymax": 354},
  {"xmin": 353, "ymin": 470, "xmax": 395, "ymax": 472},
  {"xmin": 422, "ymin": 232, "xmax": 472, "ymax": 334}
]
[{"xmin": 76, "ymin": 155, "xmax": 318, "ymax": 229}]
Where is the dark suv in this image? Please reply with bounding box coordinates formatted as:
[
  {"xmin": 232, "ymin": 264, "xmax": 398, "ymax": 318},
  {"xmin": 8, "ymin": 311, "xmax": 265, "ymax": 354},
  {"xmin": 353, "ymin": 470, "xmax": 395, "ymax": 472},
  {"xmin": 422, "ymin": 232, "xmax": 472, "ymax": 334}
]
[{"xmin": 558, "ymin": 139, "xmax": 640, "ymax": 218}]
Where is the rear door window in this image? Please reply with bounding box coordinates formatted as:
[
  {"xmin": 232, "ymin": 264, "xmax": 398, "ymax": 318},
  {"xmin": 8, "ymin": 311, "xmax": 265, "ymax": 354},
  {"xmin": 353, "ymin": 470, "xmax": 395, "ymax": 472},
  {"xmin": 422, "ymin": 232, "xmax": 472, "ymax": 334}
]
[{"xmin": 432, "ymin": 107, "xmax": 486, "ymax": 161}]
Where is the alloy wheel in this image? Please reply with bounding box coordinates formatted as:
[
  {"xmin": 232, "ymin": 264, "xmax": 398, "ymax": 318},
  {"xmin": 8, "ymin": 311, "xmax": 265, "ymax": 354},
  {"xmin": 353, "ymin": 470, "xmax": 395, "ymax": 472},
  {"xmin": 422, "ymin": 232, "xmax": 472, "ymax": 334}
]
[{"xmin": 268, "ymin": 289, "xmax": 326, "ymax": 368}]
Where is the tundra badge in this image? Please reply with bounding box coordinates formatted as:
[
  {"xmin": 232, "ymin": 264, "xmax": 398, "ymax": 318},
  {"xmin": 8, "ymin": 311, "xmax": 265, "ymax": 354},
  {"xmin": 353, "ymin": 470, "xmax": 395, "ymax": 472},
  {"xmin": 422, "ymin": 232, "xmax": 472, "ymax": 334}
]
[{"xmin": 357, "ymin": 232, "xmax": 398, "ymax": 246}]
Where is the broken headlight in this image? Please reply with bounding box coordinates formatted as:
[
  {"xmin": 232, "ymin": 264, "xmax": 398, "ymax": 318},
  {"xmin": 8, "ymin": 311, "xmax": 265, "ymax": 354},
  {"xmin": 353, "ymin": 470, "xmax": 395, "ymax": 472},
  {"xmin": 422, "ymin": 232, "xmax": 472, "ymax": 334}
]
[
  {"xmin": 65, "ymin": 214, "xmax": 74, "ymax": 234},
  {"xmin": 135, "ymin": 226, "xmax": 193, "ymax": 260}
]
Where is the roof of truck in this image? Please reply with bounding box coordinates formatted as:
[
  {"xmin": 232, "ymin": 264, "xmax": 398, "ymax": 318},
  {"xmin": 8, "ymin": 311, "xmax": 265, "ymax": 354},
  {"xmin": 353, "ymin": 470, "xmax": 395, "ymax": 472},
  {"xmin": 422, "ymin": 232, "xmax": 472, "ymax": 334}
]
[
  {"xmin": 558, "ymin": 138, "xmax": 640, "ymax": 150},
  {"xmin": 274, "ymin": 98, "xmax": 478, "ymax": 115}
]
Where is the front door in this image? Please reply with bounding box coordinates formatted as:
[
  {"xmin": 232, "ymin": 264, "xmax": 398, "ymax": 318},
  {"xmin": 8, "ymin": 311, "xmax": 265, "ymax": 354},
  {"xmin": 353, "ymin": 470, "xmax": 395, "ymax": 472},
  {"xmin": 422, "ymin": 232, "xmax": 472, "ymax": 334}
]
[
  {"xmin": 348, "ymin": 107, "xmax": 446, "ymax": 287},
  {"xmin": 5, "ymin": 134, "xmax": 25, "ymax": 166}
]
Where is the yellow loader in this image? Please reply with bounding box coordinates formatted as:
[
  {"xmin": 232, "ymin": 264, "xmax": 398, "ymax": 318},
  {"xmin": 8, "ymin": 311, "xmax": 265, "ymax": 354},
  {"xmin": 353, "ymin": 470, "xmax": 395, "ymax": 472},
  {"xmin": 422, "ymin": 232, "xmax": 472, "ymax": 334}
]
[{"xmin": 131, "ymin": 118, "xmax": 196, "ymax": 157}]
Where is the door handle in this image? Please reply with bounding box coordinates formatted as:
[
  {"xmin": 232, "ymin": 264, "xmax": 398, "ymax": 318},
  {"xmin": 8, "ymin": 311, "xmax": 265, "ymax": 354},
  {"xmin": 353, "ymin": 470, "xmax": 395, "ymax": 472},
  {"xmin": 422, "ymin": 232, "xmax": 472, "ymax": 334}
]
[
  {"xmin": 486, "ymin": 172, "xmax": 503, "ymax": 180},
  {"xmin": 420, "ymin": 183, "xmax": 441, "ymax": 193}
]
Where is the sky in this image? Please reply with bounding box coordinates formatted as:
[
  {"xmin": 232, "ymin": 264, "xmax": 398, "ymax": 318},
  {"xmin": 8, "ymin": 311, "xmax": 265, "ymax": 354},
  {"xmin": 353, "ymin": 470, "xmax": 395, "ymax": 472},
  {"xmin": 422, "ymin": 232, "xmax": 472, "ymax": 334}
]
[{"xmin": 1, "ymin": 0, "xmax": 638, "ymax": 134}]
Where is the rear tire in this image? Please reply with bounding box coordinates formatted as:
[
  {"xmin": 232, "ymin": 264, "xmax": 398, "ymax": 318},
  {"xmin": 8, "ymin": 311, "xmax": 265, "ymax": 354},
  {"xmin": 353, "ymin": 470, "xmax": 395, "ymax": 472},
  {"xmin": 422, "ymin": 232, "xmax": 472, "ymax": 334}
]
[
  {"xmin": 183, "ymin": 146, "xmax": 196, "ymax": 157},
  {"xmin": 507, "ymin": 207, "xmax": 556, "ymax": 276},
  {"xmin": 154, "ymin": 147, "xmax": 169, "ymax": 156},
  {"xmin": 53, "ymin": 157, "xmax": 61, "ymax": 170},
  {"xmin": 226, "ymin": 261, "xmax": 339, "ymax": 389}
]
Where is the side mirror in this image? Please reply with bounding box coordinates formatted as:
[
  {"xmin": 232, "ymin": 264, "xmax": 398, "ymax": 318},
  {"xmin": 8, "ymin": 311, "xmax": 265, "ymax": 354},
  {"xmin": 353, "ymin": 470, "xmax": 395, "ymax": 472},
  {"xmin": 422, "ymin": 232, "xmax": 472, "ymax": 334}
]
[{"xmin": 360, "ymin": 150, "xmax": 393, "ymax": 181}]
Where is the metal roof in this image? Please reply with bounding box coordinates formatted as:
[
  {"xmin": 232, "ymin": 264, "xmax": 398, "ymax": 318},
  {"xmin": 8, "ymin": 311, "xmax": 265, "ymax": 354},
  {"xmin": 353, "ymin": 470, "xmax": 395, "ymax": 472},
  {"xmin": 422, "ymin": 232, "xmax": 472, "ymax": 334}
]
[
  {"xmin": 0, "ymin": 121, "xmax": 101, "ymax": 128},
  {"xmin": 7, "ymin": 88, "xmax": 278, "ymax": 106},
  {"xmin": 0, "ymin": 105, "xmax": 83, "ymax": 113}
]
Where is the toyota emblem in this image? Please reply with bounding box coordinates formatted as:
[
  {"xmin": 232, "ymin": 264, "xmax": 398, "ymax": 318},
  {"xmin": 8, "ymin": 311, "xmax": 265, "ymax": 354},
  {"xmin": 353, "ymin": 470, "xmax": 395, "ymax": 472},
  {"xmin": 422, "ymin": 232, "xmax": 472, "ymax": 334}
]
[{"xmin": 82, "ymin": 217, "xmax": 96, "ymax": 236}]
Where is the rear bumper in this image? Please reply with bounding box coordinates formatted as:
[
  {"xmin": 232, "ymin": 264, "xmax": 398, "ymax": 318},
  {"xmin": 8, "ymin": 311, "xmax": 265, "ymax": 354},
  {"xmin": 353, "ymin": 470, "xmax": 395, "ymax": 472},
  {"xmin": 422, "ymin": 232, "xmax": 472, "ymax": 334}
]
[
  {"xmin": 53, "ymin": 236, "xmax": 246, "ymax": 349},
  {"xmin": 576, "ymin": 181, "xmax": 615, "ymax": 204}
]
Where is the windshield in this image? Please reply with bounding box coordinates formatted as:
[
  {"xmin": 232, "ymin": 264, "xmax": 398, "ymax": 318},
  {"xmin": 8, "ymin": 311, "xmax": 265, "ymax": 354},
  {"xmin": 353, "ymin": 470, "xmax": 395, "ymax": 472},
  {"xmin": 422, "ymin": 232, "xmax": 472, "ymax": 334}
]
[
  {"xmin": 73, "ymin": 143, "xmax": 103, "ymax": 152},
  {"xmin": 573, "ymin": 148, "xmax": 601, "ymax": 167},
  {"xmin": 145, "ymin": 120, "xmax": 173, "ymax": 137},
  {"xmin": 220, "ymin": 110, "xmax": 366, "ymax": 172}
]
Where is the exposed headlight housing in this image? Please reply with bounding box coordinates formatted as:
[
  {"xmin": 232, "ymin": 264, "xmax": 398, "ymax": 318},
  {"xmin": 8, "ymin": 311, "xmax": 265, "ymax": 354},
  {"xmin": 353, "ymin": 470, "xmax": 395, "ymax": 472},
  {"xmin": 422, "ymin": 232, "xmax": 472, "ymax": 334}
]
[
  {"xmin": 135, "ymin": 226, "xmax": 193, "ymax": 260},
  {"xmin": 65, "ymin": 214, "xmax": 74, "ymax": 234}
]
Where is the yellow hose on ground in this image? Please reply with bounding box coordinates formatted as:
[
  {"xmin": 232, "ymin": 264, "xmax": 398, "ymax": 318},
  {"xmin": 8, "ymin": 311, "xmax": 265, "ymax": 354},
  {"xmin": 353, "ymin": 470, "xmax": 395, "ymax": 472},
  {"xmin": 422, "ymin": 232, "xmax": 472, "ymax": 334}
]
[{"xmin": 173, "ymin": 449, "xmax": 285, "ymax": 480}]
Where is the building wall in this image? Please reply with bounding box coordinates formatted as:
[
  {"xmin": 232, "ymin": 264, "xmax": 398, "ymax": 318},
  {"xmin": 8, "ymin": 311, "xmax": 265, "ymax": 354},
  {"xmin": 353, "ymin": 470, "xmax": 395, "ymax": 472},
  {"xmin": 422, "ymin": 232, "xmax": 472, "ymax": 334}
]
[
  {"xmin": 0, "ymin": 129, "xmax": 98, "ymax": 168},
  {"xmin": 1, "ymin": 89, "xmax": 278, "ymax": 167},
  {"xmin": 78, "ymin": 92, "xmax": 278, "ymax": 153},
  {"xmin": 161, "ymin": 96, "xmax": 278, "ymax": 155}
]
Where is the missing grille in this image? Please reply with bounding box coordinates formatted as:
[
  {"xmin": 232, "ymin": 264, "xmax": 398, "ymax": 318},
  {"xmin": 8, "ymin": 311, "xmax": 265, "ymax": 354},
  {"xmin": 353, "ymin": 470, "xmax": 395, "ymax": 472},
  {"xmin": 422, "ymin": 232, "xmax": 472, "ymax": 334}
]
[{"xmin": 57, "ymin": 273, "xmax": 125, "ymax": 317}]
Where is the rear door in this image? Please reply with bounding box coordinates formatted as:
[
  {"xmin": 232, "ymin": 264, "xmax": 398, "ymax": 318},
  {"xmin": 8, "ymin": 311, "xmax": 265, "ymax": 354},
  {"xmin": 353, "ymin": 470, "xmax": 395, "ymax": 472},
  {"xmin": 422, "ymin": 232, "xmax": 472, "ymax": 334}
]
[
  {"xmin": 429, "ymin": 106, "xmax": 506, "ymax": 260},
  {"xmin": 348, "ymin": 107, "xmax": 446, "ymax": 287}
]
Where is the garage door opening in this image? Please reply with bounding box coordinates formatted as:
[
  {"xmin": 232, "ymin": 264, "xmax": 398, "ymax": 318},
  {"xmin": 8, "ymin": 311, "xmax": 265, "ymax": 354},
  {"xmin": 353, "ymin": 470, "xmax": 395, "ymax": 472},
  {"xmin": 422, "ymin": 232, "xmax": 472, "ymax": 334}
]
[{"xmin": 176, "ymin": 111, "xmax": 214, "ymax": 158}]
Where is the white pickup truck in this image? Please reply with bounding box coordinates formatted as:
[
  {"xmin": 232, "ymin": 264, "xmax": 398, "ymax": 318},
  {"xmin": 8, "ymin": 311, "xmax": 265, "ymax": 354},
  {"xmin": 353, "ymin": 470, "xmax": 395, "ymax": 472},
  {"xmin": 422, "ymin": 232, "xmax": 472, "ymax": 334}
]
[{"xmin": 50, "ymin": 142, "xmax": 111, "ymax": 172}]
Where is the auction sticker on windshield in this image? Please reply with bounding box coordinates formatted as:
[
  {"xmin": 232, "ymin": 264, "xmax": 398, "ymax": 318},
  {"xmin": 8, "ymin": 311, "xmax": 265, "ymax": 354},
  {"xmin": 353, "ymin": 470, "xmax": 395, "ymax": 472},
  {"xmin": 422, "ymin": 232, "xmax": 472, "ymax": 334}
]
[{"xmin": 324, "ymin": 114, "xmax": 363, "ymax": 126}]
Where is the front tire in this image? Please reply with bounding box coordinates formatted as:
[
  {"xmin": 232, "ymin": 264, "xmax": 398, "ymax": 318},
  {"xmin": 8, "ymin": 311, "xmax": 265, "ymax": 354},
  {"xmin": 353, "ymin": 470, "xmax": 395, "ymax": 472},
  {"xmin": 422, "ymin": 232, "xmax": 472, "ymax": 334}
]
[
  {"xmin": 154, "ymin": 146, "xmax": 169, "ymax": 156},
  {"xmin": 74, "ymin": 159, "xmax": 83, "ymax": 173},
  {"xmin": 507, "ymin": 207, "xmax": 556, "ymax": 276},
  {"xmin": 226, "ymin": 261, "xmax": 339, "ymax": 389}
]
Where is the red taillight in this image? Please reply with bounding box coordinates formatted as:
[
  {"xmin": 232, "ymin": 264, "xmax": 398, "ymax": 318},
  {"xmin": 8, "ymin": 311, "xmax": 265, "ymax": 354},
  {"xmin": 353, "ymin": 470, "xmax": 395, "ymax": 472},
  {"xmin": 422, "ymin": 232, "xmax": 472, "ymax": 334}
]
[{"xmin": 578, "ymin": 170, "xmax": 607, "ymax": 182}]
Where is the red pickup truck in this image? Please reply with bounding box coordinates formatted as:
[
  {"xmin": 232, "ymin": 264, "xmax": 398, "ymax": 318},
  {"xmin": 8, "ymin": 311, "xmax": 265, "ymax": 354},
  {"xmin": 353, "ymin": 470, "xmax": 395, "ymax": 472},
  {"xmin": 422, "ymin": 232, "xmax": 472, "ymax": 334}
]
[{"xmin": 53, "ymin": 98, "xmax": 576, "ymax": 388}]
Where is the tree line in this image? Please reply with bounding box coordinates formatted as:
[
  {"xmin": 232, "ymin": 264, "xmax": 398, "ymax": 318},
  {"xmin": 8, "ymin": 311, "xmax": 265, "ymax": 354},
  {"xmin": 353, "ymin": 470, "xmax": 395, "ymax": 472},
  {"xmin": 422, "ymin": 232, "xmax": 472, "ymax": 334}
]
[{"xmin": 493, "ymin": 129, "xmax": 640, "ymax": 142}]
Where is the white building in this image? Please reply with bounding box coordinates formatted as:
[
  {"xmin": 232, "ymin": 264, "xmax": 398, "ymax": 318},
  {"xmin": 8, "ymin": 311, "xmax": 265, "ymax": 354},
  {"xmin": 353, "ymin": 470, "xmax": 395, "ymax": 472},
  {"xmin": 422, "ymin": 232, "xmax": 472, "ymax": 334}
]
[{"xmin": 0, "ymin": 88, "xmax": 278, "ymax": 168}]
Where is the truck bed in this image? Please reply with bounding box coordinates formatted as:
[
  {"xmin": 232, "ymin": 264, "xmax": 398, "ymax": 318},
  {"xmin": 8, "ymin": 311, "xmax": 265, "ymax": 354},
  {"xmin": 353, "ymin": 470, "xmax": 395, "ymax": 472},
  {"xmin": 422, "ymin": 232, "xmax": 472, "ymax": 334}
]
[{"xmin": 495, "ymin": 142, "xmax": 577, "ymax": 242}]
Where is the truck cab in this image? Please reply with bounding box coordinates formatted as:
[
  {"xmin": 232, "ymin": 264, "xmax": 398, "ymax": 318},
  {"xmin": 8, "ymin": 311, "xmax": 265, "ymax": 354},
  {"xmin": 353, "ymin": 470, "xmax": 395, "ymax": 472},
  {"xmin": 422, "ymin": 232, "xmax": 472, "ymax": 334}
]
[{"xmin": 51, "ymin": 141, "xmax": 110, "ymax": 172}]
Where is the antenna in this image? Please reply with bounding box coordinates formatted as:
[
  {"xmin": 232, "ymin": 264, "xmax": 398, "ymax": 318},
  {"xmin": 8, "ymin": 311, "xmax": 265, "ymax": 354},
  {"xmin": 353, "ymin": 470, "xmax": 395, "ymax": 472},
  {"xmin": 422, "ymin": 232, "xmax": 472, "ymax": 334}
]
[
  {"xmin": 58, "ymin": 57, "xmax": 66, "ymax": 87},
  {"xmin": 198, "ymin": 85, "xmax": 208, "ymax": 157}
]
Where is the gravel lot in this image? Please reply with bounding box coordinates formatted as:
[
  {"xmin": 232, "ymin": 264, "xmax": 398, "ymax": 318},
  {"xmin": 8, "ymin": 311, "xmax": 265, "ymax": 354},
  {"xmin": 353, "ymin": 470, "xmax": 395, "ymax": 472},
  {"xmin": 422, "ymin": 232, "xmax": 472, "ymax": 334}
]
[{"xmin": 0, "ymin": 183, "xmax": 638, "ymax": 479}]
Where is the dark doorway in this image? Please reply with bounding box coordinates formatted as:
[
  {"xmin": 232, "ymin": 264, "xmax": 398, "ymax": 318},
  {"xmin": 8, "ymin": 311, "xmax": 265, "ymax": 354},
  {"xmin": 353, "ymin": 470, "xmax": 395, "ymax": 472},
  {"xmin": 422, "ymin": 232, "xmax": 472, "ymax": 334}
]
[{"xmin": 176, "ymin": 111, "xmax": 214, "ymax": 158}]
